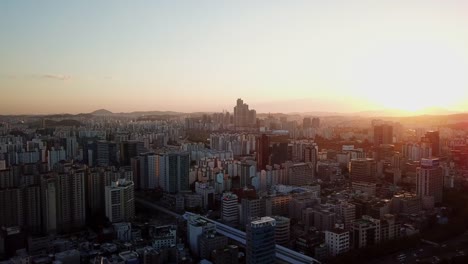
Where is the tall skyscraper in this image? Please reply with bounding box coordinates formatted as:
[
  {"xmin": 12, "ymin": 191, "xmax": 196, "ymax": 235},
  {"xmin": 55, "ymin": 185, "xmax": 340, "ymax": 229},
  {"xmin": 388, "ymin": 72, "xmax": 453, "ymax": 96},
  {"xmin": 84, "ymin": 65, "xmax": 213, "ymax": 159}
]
[
  {"xmin": 373, "ymin": 124, "xmax": 393, "ymax": 147},
  {"xmin": 47, "ymin": 147, "xmax": 66, "ymax": 171},
  {"xmin": 256, "ymin": 134, "xmax": 270, "ymax": 171},
  {"xmin": 234, "ymin": 98, "xmax": 256, "ymax": 127},
  {"xmin": 41, "ymin": 176, "xmax": 57, "ymax": 233},
  {"xmin": 416, "ymin": 158, "xmax": 443, "ymax": 203},
  {"xmin": 422, "ymin": 131, "xmax": 440, "ymax": 157},
  {"xmin": 161, "ymin": 152, "xmax": 190, "ymax": 193},
  {"xmin": 350, "ymin": 158, "xmax": 377, "ymax": 183},
  {"xmin": 21, "ymin": 185, "xmax": 42, "ymax": 234},
  {"xmin": 246, "ymin": 217, "xmax": 276, "ymax": 264},
  {"xmin": 86, "ymin": 169, "xmax": 105, "ymax": 215},
  {"xmin": 65, "ymin": 137, "xmax": 78, "ymax": 160},
  {"xmin": 105, "ymin": 179, "xmax": 135, "ymax": 223}
]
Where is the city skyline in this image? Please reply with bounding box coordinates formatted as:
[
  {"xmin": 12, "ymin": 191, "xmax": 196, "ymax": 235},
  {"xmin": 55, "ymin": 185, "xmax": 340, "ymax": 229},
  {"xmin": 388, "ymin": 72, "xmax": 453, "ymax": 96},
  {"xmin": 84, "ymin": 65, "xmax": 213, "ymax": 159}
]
[{"xmin": 2, "ymin": 0, "xmax": 468, "ymax": 114}]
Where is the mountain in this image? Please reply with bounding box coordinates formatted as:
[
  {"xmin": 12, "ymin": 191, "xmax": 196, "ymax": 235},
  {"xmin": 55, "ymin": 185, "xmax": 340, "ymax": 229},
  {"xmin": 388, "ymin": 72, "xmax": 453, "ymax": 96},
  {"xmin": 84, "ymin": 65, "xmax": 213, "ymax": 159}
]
[{"xmin": 91, "ymin": 109, "xmax": 114, "ymax": 116}]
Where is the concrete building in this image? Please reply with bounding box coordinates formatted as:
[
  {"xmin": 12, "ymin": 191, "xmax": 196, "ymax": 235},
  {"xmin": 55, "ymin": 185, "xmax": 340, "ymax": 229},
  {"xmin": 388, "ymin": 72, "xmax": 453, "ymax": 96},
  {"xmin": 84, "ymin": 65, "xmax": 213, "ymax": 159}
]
[
  {"xmin": 187, "ymin": 215, "xmax": 216, "ymax": 256},
  {"xmin": 350, "ymin": 158, "xmax": 377, "ymax": 183},
  {"xmin": 151, "ymin": 225, "xmax": 177, "ymax": 250},
  {"xmin": 246, "ymin": 217, "xmax": 276, "ymax": 264},
  {"xmin": 325, "ymin": 229, "xmax": 350, "ymax": 257},
  {"xmin": 241, "ymin": 198, "xmax": 266, "ymax": 227},
  {"xmin": 105, "ymin": 179, "xmax": 135, "ymax": 223},
  {"xmin": 113, "ymin": 222, "xmax": 132, "ymax": 242},
  {"xmin": 288, "ymin": 163, "xmax": 314, "ymax": 186},
  {"xmin": 351, "ymin": 216, "xmax": 380, "ymax": 249},
  {"xmin": 313, "ymin": 208, "xmax": 336, "ymax": 231},
  {"xmin": 221, "ymin": 192, "xmax": 239, "ymax": 225},
  {"xmin": 337, "ymin": 202, "xmax": 356, "ymax": 230},
  {"xmin": 272, "ymin": 216, "xmax": 290, "ymax": 246}
]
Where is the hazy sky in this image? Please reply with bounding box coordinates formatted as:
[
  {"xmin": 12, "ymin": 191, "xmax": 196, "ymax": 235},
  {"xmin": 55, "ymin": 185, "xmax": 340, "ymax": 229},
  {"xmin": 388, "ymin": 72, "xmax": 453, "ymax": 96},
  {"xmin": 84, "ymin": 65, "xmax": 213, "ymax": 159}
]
[{"xmin": 2, "ymin": 0, "xmax": 468, "ymax": 114}]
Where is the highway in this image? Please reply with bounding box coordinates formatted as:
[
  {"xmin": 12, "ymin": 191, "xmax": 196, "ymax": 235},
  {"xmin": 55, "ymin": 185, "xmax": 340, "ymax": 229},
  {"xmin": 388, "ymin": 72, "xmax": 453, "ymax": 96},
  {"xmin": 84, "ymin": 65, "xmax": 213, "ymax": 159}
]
[{"xmin": 136, "ymin": 197, "xmax": 320, "ymax": 264}]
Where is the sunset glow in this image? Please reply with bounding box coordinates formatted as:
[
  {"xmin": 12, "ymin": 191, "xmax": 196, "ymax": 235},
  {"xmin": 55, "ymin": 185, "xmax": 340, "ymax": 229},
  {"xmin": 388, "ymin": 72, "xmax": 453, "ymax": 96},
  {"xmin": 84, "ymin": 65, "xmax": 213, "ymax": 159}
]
[{"xmin": 1, "ymin": 0, "xmax": 468, "ymax": 115}]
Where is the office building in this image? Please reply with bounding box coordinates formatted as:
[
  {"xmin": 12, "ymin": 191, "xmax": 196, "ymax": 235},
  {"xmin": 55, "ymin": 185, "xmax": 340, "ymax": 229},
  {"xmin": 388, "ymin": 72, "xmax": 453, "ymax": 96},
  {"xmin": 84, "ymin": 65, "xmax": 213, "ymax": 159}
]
[
  {"xmin": 350, "ymin": 158, "xmax": 377, "ymax": 183},
  {"xmin": 272, "ymin": 216, "xmax": 290, "ymax": 246},
  {"xmin": 288, "ymin": 163, "xmax": 314, "ymax": 186},
  {"xmin": 221, "ymin": 192, "xmax": 239, "ymax": 225},
  {"xmin": 416, "ymin": 158, "xmax": 443, "ymax": 203},
  {"xmin": 246, "ymin": 217, "xmax": 276, "ymax": 264},
  {"xmin": 105, "ymin": 179, "xmax": 135, "ymax": 223},
  {"xmin": 241, "ymin": 198, "xmax": 266, "ymax": 227}
]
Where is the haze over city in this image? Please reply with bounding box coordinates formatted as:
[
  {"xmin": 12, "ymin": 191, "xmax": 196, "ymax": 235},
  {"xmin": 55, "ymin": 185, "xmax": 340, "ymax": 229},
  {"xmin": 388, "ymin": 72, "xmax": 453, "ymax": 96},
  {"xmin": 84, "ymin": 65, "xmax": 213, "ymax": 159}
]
[{"xmin": 2, "ymin": 0, "xmax": 468, "ymax": 115}]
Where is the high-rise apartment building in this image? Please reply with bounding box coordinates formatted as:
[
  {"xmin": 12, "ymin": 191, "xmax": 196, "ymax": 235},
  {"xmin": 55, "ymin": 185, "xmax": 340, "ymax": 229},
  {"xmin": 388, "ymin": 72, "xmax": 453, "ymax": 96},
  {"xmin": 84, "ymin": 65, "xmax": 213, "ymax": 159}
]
[
  {"xmin": 246, "ymin": 217, "xmax": 276, "ymax": 264},
  {"xmin": 162, "ymin": 152, "xmax": 190, "ymax": 193},
  {"xmin": 47, "ymin": 147, "xmax": 66, "ymax": 171},
  {"xmin": 416, "ymin": 158, "xmax": 443, "ymax": 203},
  {"xmin": 21, "ymin": 185, "xmax": 42, "ymax": 234},
  {"xmin": 56, "ymin": 169, "xmax": 86, "ymax": 233},
  {"xmin": 105, "ymin": 179, "xmax": 135, "ymax": 223},
  {"xmin": 234, "ymin": 98, "xmax": 256, "ymax": 128}
]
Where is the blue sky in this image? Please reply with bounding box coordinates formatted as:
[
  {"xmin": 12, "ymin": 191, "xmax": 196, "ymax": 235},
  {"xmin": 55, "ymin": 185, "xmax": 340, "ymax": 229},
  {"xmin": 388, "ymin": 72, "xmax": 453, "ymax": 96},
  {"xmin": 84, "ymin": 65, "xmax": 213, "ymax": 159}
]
[{"xmin": 2, "ymin": 0, "xmax": 468, "ymax": 114}]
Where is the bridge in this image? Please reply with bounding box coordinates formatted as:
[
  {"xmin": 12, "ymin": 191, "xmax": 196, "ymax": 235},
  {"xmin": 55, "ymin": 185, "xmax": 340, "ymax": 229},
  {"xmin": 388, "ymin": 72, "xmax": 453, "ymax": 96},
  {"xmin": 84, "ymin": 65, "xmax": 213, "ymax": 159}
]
[{"xmin": 136, "ymin": 197, "xmax": 320, "ymax": 264}]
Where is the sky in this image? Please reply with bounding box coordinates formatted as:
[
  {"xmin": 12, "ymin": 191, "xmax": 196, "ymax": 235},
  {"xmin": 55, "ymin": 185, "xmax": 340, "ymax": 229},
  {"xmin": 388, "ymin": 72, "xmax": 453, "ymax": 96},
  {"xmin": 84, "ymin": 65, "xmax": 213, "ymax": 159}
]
[{"xmin": 1, "ymin": 0, "xmax": 468, "ymax": 115}]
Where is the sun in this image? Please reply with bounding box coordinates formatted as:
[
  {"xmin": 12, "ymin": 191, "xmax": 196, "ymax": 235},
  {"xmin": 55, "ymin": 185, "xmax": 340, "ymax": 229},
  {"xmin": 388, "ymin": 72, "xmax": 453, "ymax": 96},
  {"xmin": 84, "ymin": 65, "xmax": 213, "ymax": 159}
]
[{"xmin": 349, "ymin": 40, "xmax": 468, "ymax": 113}]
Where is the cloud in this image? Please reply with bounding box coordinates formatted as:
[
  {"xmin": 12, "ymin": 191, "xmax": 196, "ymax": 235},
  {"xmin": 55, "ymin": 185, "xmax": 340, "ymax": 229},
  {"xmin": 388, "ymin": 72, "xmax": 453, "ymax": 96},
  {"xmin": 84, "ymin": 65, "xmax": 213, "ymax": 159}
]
[{"xmin": 42, "ymin": 74, "xmax": 71, "ymax": 81}]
